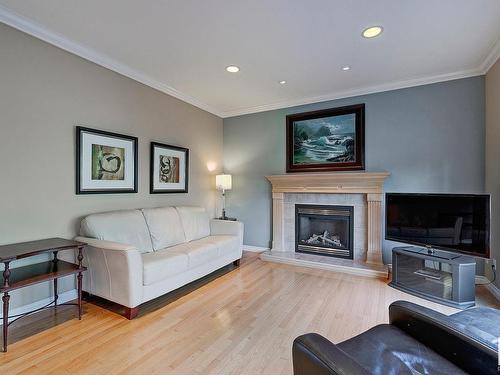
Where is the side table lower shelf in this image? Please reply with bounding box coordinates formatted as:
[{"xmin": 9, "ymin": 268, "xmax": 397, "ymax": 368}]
[
  {"xmin": 1, "ymin": 261, "xmax": 84, "ymax": 291},
  {"xmin": 0, "ymin": 238, "xmax": 87, "ymax": 352}
]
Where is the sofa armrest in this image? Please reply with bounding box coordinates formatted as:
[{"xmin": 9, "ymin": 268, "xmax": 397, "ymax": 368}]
[
  {"xmin": 293, "ymin": 333, "xmax": 370, "ymax": 375},
  {"xmin": 76, "ymin": 237, "xmax": 136, "ymax": 252},
  {"xmin": 75, "ymin": 236, "xmax": 143, "ymax": 308},
  {"xmin": 389, "ymin": 300, "xmax": 498, "ymax": 375},
  {"xmin": 210, "ymin": 219, "xmax": 244, "ymax": 245}
]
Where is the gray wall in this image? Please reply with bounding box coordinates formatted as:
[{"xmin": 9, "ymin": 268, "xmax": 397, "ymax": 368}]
[
  {"xmin": 486, "ymin": 57, "xmax": 500, "ymax": 289},
  {"xmin": 224, "ymin": 77, "xmax": 486, "ymax": 263},
  {"xmin": 0, "ymin": 23, "xmax": 223, "ymax": 309}
]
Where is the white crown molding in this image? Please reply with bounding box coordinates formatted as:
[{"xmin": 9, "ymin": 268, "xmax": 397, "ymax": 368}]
[
  {"xmin": 1, "ymin": 4, "xmax": 498, "ymax": 119},
  {"xmin": 0, "ymin": 5, "xmax": 223, "ymax": 117},
  {"xmin": 479, "ymin": 37, "xmax": 500, "ymax": 74},
  {"xmin": 220, "ymin": 68, "xmax": 483, "ymax": 118}
]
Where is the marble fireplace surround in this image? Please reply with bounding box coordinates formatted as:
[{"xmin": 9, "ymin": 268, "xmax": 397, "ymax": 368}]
[
  {"xmin": 284, "ymin": 193, "xmax": 366, "ymax": 259},
  {"xmin": 262, "ymin": 172, "xmax": 390, "ymax": 278}
]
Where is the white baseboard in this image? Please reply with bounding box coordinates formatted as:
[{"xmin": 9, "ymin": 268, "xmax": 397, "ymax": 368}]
[
  {"xmin": 243, "ymin": 245, "xmax": 269, "ymax": 253},
  {"xmin": 0, "ymin": 289, "xmax": 78, "ymax": 325},
  {"xmin": 475, "ymin": 275, "xmax": 490, "ymax": 284},
  {"xmin": 485, "ymin": 283, "xmax": 500, "ymax": 302}
]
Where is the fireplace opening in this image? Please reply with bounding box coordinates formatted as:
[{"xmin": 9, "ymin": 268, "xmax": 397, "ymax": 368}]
[{"xmin": 295, "ymin": 204, "xmax": 354, "ymax": 259}]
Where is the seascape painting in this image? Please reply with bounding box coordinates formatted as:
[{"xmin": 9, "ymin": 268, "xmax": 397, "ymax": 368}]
[
  {"xmin": 286, "ymin": 104, "xmax": 365, "ymax": 172},
  {"xmin": 159, "ymin": 155, "xmax": 180, "ymax": 183},
  {"xmin": 293, "ymin": 113, "xmax": 356, "ymax": 165},
  {"xmin": 91, "ymin": 144, "xmax": 125, "ymax": 180}
]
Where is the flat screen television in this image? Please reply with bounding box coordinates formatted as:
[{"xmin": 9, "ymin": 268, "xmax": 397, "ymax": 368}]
[{"xmin": 385, "ymin": 193, "xmax": 490, "ymax": 258}]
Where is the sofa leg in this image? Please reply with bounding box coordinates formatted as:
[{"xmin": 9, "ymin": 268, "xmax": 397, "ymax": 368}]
[
  {"xmin": 233, "ymin": 259, "xmax": 241, "ymax": 267},
  {"xmin": 125, "ymin": 307, "xmax": 139, "ymax": 320}
]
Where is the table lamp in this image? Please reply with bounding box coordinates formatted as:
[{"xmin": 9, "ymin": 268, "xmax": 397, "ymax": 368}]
[{"xmin": 216, "ymin": 174, "xmax": 233, "ymax": 220}]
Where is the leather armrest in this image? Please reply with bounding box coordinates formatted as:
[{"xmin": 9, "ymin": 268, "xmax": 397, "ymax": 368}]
[
  {"xmin": 75, "ymin": 237, "xmax": 137, "ymax": 252},
  {"xmin": 389, "ymin": 300, "xmax": 449, "ymax": 324},
  {"xmin": 210, "ymin": 220, "xmax": 244, "ymax": 250},
  {"xmin": 292, "ymin": 333, "xmax": 370, "ymax": 375},
  {"xmin": 210, "ymin": 219, "xmax": 243, "ymax": 236},
  {"xmin": 74, "ymin": 236, "xmax": 143, "ymax": 308},
  {"xmin": 389, "ymin": 301, "xmax": 498, "ymax": 375}
]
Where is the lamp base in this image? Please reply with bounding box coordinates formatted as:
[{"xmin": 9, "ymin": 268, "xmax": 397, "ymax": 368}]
[
  {"xmin": 219, "ymin": 209, "xmax": 237, "ymax": 221},
  {"xmin": 218, "ymin": 216, "xmax": 237, "ymax": 221}
]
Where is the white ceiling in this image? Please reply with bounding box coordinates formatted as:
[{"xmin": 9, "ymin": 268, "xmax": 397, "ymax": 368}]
[{"xmin": 1, "ymin": 1, "xmax": 500, "ymax": 118}]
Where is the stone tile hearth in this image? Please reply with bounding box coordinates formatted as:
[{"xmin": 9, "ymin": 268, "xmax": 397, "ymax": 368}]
[{"xmin": 260, "ymin": 250, "xmax": 389, "ymax": 278}]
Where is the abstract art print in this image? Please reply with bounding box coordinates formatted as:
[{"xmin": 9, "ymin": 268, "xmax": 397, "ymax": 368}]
[
  {"xmin": 159, "ymin": 155, "xmax": 180, "ymax": 183},
  {"xmin": 150, "ymin": 142, "xmax": 189, "ymax": 193},
  {"xmin": 286, "ymin": 104, "xmax": 365, "ymax": 172},
  {"xmin": 91, "ymin": 144, "xmax": 125, "ymax": 180},
  {"xmin": 76, "ymin": 126, "xmax": 137, "ymax": 194}
]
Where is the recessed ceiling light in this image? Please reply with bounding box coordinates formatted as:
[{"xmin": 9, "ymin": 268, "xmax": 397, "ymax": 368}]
[
  {"xmin": 342, "ymin": 66, "xmax": 351, "ymax": 71},
  {"xmin": 279, "ymin": 80, "xmax": 287, "ymax": 85},
  {"xmin": 226, "ymin": 65, "xmax": 240, "ymax": 73},
  {"xmin": 362, "ymin": 26, "xmax": 383, "ymax": 38}
]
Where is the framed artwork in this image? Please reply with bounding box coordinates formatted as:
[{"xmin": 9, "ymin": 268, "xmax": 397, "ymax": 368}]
[
  {"xmin": 286, "ymin": 104, "xmax": 365, "ymax": 172},
  {"xmin": 150, "ymin": 142, "xmax": 189, "ymax": 194},
  {"xmin": 76, "ymin": 126, "xmax": 138, "ymax": 194}
]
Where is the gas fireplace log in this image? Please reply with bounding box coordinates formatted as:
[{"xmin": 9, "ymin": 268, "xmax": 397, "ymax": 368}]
[{"xmin": 303, "ymin": 231, "xmax": 342, "ymax": 247}]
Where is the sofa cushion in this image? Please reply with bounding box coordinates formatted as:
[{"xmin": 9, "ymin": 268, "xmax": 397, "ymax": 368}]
[
  {"xmin": 142, "ymin": 249, "xmax": 189, "ymax": 286},
  {"xmin": 194, "ymin": 235, "xmax": 240, "ymax": 257},
  {"xmin": 80, "ymin": 210, "xmax": 154, "ymax": 253},
  {"xmin": 176, "ymin": 206, "xmax": 211, "ymax": 241},
  {"xmin": 185, "ymin": 242, "xmax": 219, "ymax": 268},
  {"xmin": 337, "ymin": 324, "xmax": 467, "ymax": 375},
  {"xmin": 164, "ymin": 240, "xmax": 218, "ymax": 268},
  {"xmin": 447, "ymin": 307, "xmax": 500, "ymax": 352},
  {"xmin": 141, "ymin": 207, "xmax": 186, "ymax": 250}
]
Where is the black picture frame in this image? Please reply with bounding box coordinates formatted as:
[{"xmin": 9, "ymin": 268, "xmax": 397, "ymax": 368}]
[
  {"xmin": 286, "ymin": 104, "xmax": 365, "ymax": 173},
  {"xmin": 150, "ymin": 142, "xmax": 189, "ymax": 194},
  {"xmin": 76, "ymin": 126, "xmax": 138, "ymax": 194}
]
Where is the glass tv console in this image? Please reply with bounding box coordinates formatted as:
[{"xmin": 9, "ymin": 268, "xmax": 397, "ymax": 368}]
[{"xmin": 390, "ymin": 246, "xmax": 476, "ymax": 309}]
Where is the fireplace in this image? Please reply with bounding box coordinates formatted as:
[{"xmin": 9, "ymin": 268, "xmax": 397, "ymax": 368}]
[{"xmin": 295, "ymin": 204, "xmax": 354, "ymax": 259}]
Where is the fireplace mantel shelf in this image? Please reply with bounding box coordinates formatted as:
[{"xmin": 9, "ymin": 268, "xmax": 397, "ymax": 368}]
[
  {"xmin": 263, "ymin": 171, "xmax": 390, "ymax": 275},
  {"xmin": 266, "ymin": 171, "xmax": 390, "ymax": 195}
]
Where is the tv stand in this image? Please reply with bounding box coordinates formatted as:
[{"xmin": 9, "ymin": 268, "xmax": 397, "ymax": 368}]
[
  {"xmin": 399, "ymin": 246, "xmax": 461, "ymax": 261},
  {"xmin": 390, "ymin": 246, "xmax": 476, "ymax": 309}
]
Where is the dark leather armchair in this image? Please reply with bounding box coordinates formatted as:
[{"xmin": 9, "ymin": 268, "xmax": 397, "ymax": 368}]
[{"xmin": 293, "ymin": 301, "xmax": 500, "ymax": 375}]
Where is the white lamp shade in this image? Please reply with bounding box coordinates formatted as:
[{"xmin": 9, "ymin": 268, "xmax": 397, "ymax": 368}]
[{"xmin": 216, "ymin": 174, "xmax": 232, "ymax": 190}]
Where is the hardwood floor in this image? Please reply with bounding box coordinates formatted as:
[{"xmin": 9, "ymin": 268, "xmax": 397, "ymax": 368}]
[{"xmin": 1, "ymin": 252, "xmax": 498, "ymax": 374}]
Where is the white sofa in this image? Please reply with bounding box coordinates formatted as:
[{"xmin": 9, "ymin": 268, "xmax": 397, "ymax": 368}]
[{"xmin": 75, "ymin": 206, "xmax": 243, "ymax": 318}]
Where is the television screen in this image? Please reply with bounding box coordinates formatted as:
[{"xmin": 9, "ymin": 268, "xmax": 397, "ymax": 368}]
[{"xmin": 386, "ymin": 193, "xmax": 490, "ymax": 258}]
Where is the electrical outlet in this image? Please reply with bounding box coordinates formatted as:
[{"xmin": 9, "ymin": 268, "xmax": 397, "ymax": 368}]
[{"xmin": 484, "ymin": 258, "xmax": 496, "ymax": 267}]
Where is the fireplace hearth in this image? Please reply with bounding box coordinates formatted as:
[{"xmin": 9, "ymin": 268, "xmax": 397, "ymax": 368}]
[{"xmin": 295, "ymin": 204, "xmax": 354, "ymax": 259}]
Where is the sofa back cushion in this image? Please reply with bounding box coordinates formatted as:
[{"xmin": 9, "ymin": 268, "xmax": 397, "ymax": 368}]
[
  {"xmin": 176, "ymin": 206, "xmax": 210, "ymax": 242},
  {"xmin": 80, "ymin": 210, "xmax": 154, "ymax": 253},
  {"xmin": 141, "ymin": 207, "xmax": 186, "ymax": 250}
]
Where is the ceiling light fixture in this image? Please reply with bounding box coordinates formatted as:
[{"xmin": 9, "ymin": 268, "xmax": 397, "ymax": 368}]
[
  {"xmin": 342, "ymin": 66, "xmax": 351, "ymax": 71},
  {"xmin": 279, "ymin": 80, "xmax": 287, "ymax": 85},
  {"xmin": 362, "ymin": 26, "xmax": 383, "ymax": 38},
  {"xmin": 226, "ymin": 65, "xmax": 240, "ymax": 73}
]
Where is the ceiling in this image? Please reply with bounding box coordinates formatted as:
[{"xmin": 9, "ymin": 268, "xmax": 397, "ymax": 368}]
[{"xmin": 1, "ymin": 1, "xmax": 499, "ymax": 118}]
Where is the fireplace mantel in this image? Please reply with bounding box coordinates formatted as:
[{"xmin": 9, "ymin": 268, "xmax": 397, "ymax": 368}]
[
  {"xmin": 266, "ymin": 172, "xmax": 390, "ymax": 195},
  {"xmin": 265, "ymin": 171, "xmax": 390, "ymax": 268}
]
